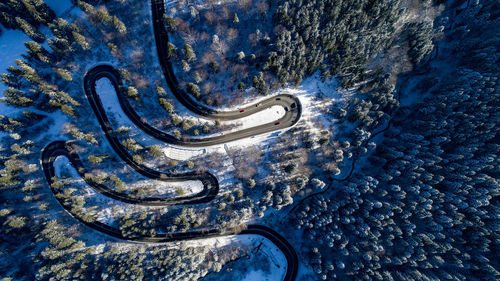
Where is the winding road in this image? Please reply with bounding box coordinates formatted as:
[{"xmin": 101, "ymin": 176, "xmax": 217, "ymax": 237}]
[
  {"xmin": 151, "ymin": 0, "xmax": 301, "ymax": 124},
  {"xmin": 40, "ymin": 0, "xmax": 300, "ymax": 280},
  {"xmin": 42, "ymin": 141, "xmax": 218, "ymax": 205},
  {"xmin": 84, "ymin": 65, "xmax": 301, "ymax": 148}
]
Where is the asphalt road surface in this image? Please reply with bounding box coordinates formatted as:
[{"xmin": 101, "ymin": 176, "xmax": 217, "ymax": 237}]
[
  {"xmin": 42, "ymin": 139, "xmax": 298, "ymax": 281},
  {"xmin": 41, "ymin": 141, "xmax": 218, "ymax": 205},
  {"xmin": 151, "ymin": 0, "xmax": 301, "ymax": 125},
  {"xmin": 40, "ymin": 1, "xmax": 300, "ymax": 280},
  {"xmin": 84, "ymin": 65, "xmax": 301, "ymax": 148}
]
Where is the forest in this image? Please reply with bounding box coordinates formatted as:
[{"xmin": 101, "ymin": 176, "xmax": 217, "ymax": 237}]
[{"xmin": 0, "ymin": 0, "xmax": 498, "ymax": 280}]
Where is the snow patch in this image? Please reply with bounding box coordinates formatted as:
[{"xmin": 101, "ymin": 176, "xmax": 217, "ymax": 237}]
[
  {"xmin": 241, "ymin": 270, "xmax": 275, "ymax": 281},
  {"xmin": 44, "ymin": 0, "xmax": 73, "ymax": 17},
  {"xmin": 96, "ymin": 77, "xmax": 284, "ymax": 155},
  {"xmin": 0, "ymin": 29, "xmax": 30, "ymax": 114},
  {"xmin": 96, "ymin": 77, "xmax": 135, "ymax": 129},
  {"xmin": 53, "ymin": 146, "xmax": 204, "ymax": 198},
  {"xmin": 128, "ymin": 179, "xmax": 204, "ymax": 196},
  {"xmin": 162, "ymin": 145, "xmax": 206, "ymax": 161},
  {"xmin": 53, "ymin": 156, "xmax": 85, "ymax": 185},
  {"xmin": 204, "ymin": 106, "xmax": 286, "ymax": 137},
  {"xmin": 188, "ymin": 233, "xmax": 288, "ymax": 281},
  {"xmin": 94, "ymin": 71, "xmax": 341, "ymax": 161}
]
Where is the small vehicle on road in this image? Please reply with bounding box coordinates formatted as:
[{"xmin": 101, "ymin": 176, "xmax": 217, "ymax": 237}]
[
  {"xmin": 275, "ymin": 121, "xmax": 281, "ymax": 125},
  {"xmin": 276, "ymin": 97, "xmax": 281, "ymax": 101},
  {"xmin": 291, "ymin": 103, "xmax": 296, "ymax": 109},
  {"xmin": 240, "ymin": 109, "xmax": 246, "ymax": 113},
  {"xmin": 284, "ymin": 107, "xmax": 289, "ymax": 112},
  {"xmin": 256, "ymin": 103, "xmax": 262, "ymax": 107}
]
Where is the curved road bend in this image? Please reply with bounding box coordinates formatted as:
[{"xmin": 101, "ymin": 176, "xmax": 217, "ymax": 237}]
[
  {"xmin": 81, "ymin": 65, "xmax": 300, "ymax": 279},
  {"xmin": 151, "ymin": 0, "xmax": 301, "ymax": 123},
  {"xmin": 42, "ymin": 142, "xmax": 298, "ymax": 281},
  {"xmin": 85, "ymin": 65, "xmax": 301, "ymax": 148},
  {"xmin": 42, "ymin": 141, "xmax": 217, "ymax": 205},
  {"xmin": 41, "ymin": 1, "xmax": 300, "ymax": 279},
  {"xmin": 149, "ymin": 1, "xmax": 300, "ymax": 276}
]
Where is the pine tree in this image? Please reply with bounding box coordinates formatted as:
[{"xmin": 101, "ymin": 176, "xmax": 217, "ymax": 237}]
[
  {"xmin": 163, "ymin": 15, "xmax": 176, "ymax": 32},
  {"xmin": 148, "ymin": 145, "xmax": 163, "ymax": 159},
  {"xmin": 159, "ymin": 98, "xmax": 174, "ymax": 113},
  {"xmin": 15, "ymin": 59, "xmax": 39, "ymax": 83},
  {"xmin": 22, "ymin": 0, "xmax": 55, "ymax": 25},
  {"xmin": 186, "ymin": 83, "xmax": 200, "ymax": 99},
  {"xmin": 1, "ymin": 88, "xmax": 33, "ymax": 107},
  {"xmin": 56, "ymin": 68, "xmax": 73, "ymax": 81},
  {"xmin": 24, "ymin": 41, "xmax": 52, "ymax": 64},
  {"xmin": 112, "ymin": 16, "xmax": 126, "ymax": 34},
  {"xmin": 167, "ymin": 42, "xmax": 178, "ymax": 59},
  {"xmin": 15, "ymin": 17, "xmax": 44, "ymax": 42},
  {"xmin": 183, "ymin": 44, "xmax": 196, "ymax": 62},
  {"xmin": 72, "ymin": 30, "xmax": 90, "ymax": 50},
  {"xmin": 127, "ymin": 86, "xmax": 139, "ymax": 99},
  {"xmin": 95, "ymin": 6, "xmax": 112, "ymax": 25}
]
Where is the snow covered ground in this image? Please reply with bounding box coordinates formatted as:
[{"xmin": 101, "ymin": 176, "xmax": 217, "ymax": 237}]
[
  {"xmin": 0, "ymin": 29, "xmax": 30, "ymax": 114},
  {"xmin": 128, "ymin": 179, "xmax": 204, "ymax": 196},
  {"xmin": 185, "ymin": 233, "xmax": 287, "ymax": 281},
  {"xmin": 96, "ymin": 77, "xmax": 286, "ymax": 159},
  {"xmin": 161, "ymin": 146, "xmax": 206, "ymax": 161},
  {"xmin": 53, "ymin": 156, "xmax": 85, "ymax": 185},
  {"xmin": 196, "ymin": 105, "xmax": 286, "ymax": 139},
  {"xmin": 54, "ymin": 148, "xmax": 204, "ymax": 197},
  {"xmin": 36, "ymin": 110, "xmax": 68, "ymax": 142},
  {"xmin": 0, "ymin": 0, "xmax": 81, "ymax": 140},
  {"xmin": 53, "ymin": 146, "xmax": 288, "ymax": 280},
  {"xmin": 224, "ymin": 73, "xmax": 342, "ymax": 150},
  {"xmin": 97, "ymin": 78, "xmax": 138, "ymax": 132},
  {"xmin": 288, "ymin": 73, "xmax": 341, "ymax": 133},
  {"xmin": 0, "ymin": 0, "xmax": 74, "ymax": 96},
  {"xmin": 44, "ymin": 0, "xmax": 73, "ymax": 17},
  {"xmin": 240, "ymin": 236, "xmax": 287, "ymax": 281}
]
